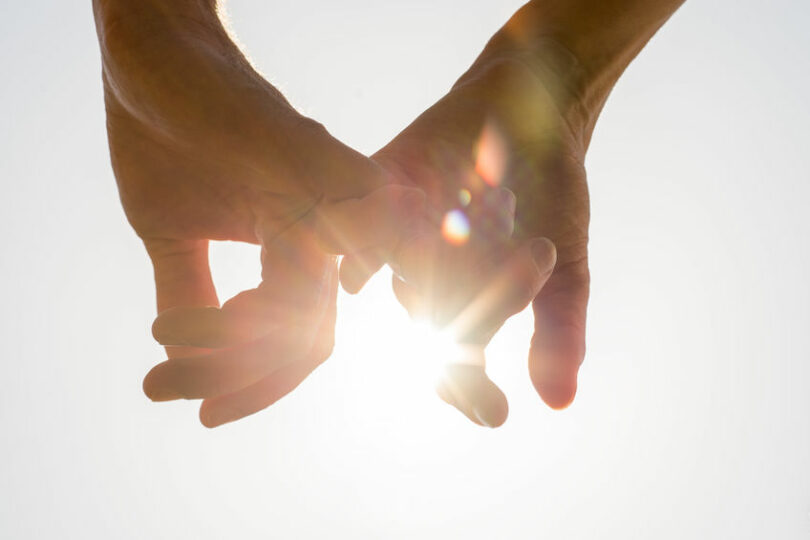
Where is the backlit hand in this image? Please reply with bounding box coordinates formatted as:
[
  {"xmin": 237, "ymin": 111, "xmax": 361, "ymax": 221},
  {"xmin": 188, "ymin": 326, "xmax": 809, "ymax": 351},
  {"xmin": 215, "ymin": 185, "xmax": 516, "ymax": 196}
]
[
  {"xmin": 93, "ymin": 0, "xmax": 423, "ymax": 425},
  {"xmin": 373, "ymin": 45, "xmax": 591, "ymax": 423}
]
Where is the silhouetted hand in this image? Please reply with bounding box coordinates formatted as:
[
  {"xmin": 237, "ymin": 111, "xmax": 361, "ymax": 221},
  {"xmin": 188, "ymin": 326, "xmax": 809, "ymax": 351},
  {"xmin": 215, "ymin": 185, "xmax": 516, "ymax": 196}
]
[
  {"xmin": 373, "ymin": 43, "xmax": 591, "ymax": 423},
  {"xmin": 93, "ymin": 0, "xmax": 424, "ymax": 425},
  {"xmin": 366, "ymin": 0, "xmax": 686, "ymax": 425}
]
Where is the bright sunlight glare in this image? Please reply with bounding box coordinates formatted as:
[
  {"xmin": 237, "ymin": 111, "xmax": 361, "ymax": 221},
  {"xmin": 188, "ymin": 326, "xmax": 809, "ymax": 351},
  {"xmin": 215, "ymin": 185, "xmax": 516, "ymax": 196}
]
[{"xmin": 441, "ymin": 209, "xmax": 470, "ymax": 245}]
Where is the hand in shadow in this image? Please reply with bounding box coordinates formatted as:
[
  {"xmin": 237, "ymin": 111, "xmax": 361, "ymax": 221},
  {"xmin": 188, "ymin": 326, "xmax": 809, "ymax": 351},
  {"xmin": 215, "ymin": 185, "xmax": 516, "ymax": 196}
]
[
  {"xmin": 371, "ymin": 44, "xmax": 591, "ymax": 425},
  {"xmin": 94, "ymin": 1, "xmax": 425, "ymax": 425}
]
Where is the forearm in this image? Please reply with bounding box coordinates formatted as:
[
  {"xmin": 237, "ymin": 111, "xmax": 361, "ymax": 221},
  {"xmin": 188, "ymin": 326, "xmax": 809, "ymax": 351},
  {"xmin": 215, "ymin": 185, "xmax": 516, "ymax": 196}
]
[
  {"xmin": 92, "ymin": 0, "xmax": 218, "ymax": 25},
  {"xmin": 92, "ymin": 0, "xmax": 328, "ymax": 200},
  {"xmin": 93, "ymin": 0, "xmax": 223, "ymax": 47},
  {"xmin": 93, "ymin": 0, "xmax": 233, "ymax": 96},
  {"xmin": 477, "ymin": 0, "xmax": 685, "ymax": 144}
]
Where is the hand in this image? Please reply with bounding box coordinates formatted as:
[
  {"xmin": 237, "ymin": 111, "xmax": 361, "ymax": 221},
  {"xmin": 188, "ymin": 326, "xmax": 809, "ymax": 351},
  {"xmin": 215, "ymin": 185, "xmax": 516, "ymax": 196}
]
[
  {"xmin": 359, "ymin": 187, "xmax": 559, "ymax": 427},
  {"xmin": 147, "ymin": 185, "xmax": 425, "ymax": 427},
  {"xmin": 374, "ymin": 43, "xmax": 591, "ymax": 419},
  {"xmin": 93, "ymin": 1, "xmax": 422, "ymax": 424},
  {"xmin": 94, "ymin": 0, "xmax": 390, "ymax": 305}
]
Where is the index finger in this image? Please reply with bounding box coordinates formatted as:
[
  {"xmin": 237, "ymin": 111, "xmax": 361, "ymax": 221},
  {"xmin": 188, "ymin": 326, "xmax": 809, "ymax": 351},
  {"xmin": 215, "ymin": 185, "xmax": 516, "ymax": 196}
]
[{"xmin": 309, "ymin": 184, "xmax": 427, "ymax": 254}]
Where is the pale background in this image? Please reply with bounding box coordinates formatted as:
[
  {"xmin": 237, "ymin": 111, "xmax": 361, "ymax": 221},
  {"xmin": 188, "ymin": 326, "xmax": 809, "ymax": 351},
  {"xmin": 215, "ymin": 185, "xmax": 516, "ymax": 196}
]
[{"xmin": 1, "ymin": 1, "xmax": 809, "ymax": 538}]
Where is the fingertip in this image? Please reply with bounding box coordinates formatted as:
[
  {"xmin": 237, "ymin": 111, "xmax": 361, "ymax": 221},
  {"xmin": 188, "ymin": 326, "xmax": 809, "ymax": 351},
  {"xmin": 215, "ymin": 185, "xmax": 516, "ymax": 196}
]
[
  {"xmin": 529, "ymin": 258, "xmax": 588, "ymax": 411},
  {"xmin": 151, "ymin": 306, "xmax": 221, "ymax": 346},
  {"xmin": 142, "ymin": 365, "xmax": 181, "ymax": 402},
  {"xmin": 199, "ymin": 403, "xmax": 230, "ymax": 429},
  {"xmin": 339, "ymin": 278, "xmax": 364, "ymax": 295},
  {"xmin": 534, "ymin": 377, "xmax": 578, "ymax": 410},
  {"xmin": 151, "ymin": 315, "xmax": 177, "ymax": 345},
  {"xmin": 142, "ymin": 368, "xmax": 157, "ymax": 399},
  {"xmin": 338, "ymin": 266, "xmax": 366, "ymax": 295},
  {"xmin": 436, "ymin": 364, "xmax": 509, "ymax": 428},
  {"xmin": 199, "ymin": 411, "xmax": 218, "ymax": 429},
  {"xmin": 474, "ymin": 393, "xmax": 509, "ymax": 428},
  {"xmin": 528, "ymin": 350, "xmax": 581, "ymax": 410},
  {"xmin": 435, "ymin": 378, "xmax": 485, "ymax": 427},
  {"xmin": 338, "ymin": 254, "xmax": 382, "ymax": 294}
]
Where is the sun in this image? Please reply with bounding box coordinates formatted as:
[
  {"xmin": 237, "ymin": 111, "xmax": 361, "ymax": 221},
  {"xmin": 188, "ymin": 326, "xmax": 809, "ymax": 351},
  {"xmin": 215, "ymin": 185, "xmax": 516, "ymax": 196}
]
[
  {"xmin": 333, "ymin": 270, "xmax": 477, "ymax": 401},
  {"xmin": 406, "ymin": 319, "xmax": 467, "ymax": 381}
]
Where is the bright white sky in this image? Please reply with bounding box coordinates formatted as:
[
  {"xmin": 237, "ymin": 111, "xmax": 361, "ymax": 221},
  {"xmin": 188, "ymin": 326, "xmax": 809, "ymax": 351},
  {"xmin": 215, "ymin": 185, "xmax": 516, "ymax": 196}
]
[{"xmin": 1, "ymin": 1, "xmax": 809, "ymax": 538}]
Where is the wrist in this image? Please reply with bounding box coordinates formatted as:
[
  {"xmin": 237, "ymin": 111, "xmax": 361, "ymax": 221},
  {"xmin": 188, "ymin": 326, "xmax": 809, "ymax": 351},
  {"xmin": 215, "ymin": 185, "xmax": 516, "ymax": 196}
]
[
  {"xmin": 94, "ymin": 0, "xmax": 222, "ymax": 47},
  {"xmin": 476, "ymin": 0, "xmax": 684, "ymax": 147},
  {"xmin": 93, "ymin": 0, "xmax": 218, "ymax": 17},
  {"xmin": 459, "ymin": 32, "xmax": 595, "ymax": 152}
]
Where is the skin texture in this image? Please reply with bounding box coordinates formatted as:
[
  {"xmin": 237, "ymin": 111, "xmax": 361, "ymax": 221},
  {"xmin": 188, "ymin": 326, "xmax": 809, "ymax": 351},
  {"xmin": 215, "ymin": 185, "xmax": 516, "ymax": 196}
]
[
  {"xmin": 374, "ymin": 0, "xmax": 685, "ymax": 415},
  {"xmin": 93, "ymin": 0, "xmax": 430, "ymax": 423},
  {"xmin": 94, "ymin": 0, "xmax": 553, "ymax": 427},
  {"xmin": 374, "ymin": 56, "xmax": 589, "ymax": 415},
  {"xmin": 94, "ymin": 0, "xmax": 685, "ymax": 427}
]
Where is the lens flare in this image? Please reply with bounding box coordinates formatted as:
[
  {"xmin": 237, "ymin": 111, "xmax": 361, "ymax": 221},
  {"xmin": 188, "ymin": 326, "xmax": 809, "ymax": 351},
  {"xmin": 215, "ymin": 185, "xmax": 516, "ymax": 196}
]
[
  {"xmin": 458, "ymin": 188, "xmax": 472, "ymax": 207},
  {"xmin": 413, "ymin": 320, "xmax": 485, "ymax": 361},
  {"xmin": 474, "ymin": 121, "xmax": 508, "ymax": 187},
  {"xmin": 441, "ymin": 209, "xmax": 470, "ymax": 245}
]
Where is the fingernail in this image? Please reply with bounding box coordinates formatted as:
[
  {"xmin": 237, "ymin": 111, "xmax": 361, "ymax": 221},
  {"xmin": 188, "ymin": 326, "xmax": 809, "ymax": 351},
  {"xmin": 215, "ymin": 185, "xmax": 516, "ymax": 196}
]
[
  {"xmin": 534, "ymin": 369, "xmax": 578, "ymax": 410},
  {"xmin": 151, "ymin": 320, "xmax": 175, "ymax": 344},
  {"xmin": 498, "ymin": 187, "xmax": 517, "ymax": 216},
  {"xmin": 531, "ymin": 238, "xmax": 557, "ymax": 274}
]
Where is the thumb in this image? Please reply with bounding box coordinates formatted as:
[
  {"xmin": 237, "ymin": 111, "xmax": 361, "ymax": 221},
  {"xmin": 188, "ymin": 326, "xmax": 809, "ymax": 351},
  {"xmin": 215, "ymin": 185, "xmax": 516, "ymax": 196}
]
[
  {"xmin": 529, "ymin": 257, "xmax": 589, "ymax": 410},
  {"xmin": 145, "ymin": 238, "xmax": 219, "ymax": 359},
  {"xmin": 146, "ymin": 239, "xmax": 218, "ymax": 313}
]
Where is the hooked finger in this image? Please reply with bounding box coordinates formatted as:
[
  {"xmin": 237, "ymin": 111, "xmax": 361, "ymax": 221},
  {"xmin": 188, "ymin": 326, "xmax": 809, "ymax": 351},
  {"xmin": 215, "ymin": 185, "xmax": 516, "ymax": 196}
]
[
  {"xmin": 142, "ymin": 324, "xmax": 318, "ymax": 402},
  {"xmin": 339, "ymin": 249, "xmax": 386, "ymax": 294},
  {"xmin": 198, "ymin": 269, "xmax": 339, "ymax": 427},
  {"xmin": 311, "ymin": 185, "xmax": 426, "ymax": 254},
  {"xmin": 435, "ymin": 363, "xmax": 508, "ymax": 428},
  {"xmin": 449, "ymin": 237, "xmax": 557, "ymax": 343}
]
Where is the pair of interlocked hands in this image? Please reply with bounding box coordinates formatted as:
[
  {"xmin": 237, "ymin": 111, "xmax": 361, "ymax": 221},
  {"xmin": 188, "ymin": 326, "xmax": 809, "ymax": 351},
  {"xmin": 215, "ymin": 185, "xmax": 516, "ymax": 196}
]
[{"xmin": 94, "ymin": 0, "xmax": 681, "ymax": 427}]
